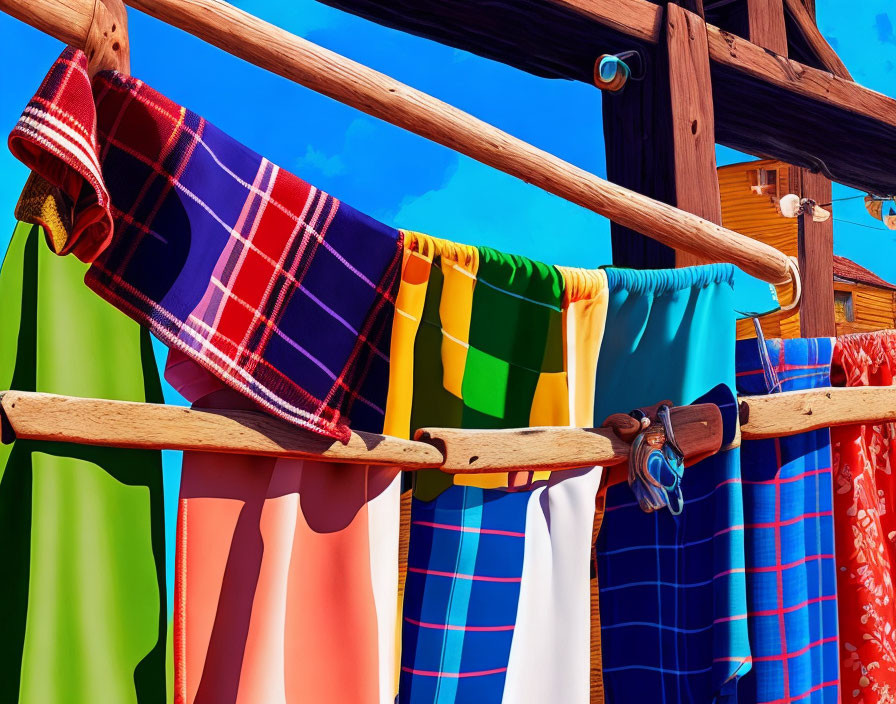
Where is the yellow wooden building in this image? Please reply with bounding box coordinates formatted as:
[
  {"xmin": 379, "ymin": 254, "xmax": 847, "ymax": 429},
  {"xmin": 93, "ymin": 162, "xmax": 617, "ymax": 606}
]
[{"xmin": 722, "ymin": 159, "xmax": 896, "ymax": 339}]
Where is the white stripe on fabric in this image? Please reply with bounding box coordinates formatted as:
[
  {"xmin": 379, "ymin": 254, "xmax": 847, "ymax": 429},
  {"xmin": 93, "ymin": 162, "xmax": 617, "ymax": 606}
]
[
  {"xmin": 476, "ymin": 277, "xmax": 562, "ymax": 312},
  {"xmin": 503, "ymin": 468, "xmax": 602, "ymax": 704},
  {"xmin": 366, "ymin": 469, "xmax": 402, "ymax": 704},
  {"xmin": 21, "ymin": 106, "xmax": 103, "ymax": 177}
]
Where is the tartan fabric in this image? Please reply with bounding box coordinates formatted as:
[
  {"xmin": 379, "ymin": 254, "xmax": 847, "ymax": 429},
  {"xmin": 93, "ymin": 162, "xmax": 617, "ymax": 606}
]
[
  {"xmin": 399, "ymin": 485, "xmax": 529, "ymax": 703},
  {"xmin": 736, "ymin": 337, "xmax": 840, "ymax": 704},
  {"xmin": 8, "ymin": 47, "xmax": 403, "ymax": 440},
  {"xmin": 409, "ymin": 243, "xmax": 567, "ymax": 499},
  {"xmin": 398, "ymin": 240, "xmax": 604, "ymax": 703},
  {"xmin": 594, "ymin": 265, "xmax": 752, "ymax": 704}
]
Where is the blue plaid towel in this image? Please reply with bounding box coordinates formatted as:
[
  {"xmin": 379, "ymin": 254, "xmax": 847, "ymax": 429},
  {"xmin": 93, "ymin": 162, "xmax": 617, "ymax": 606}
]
[
  {"xmin": 594, "ymin": 265, "xmax": 751, "ymax": 703},
  {"xmin": 736, "ymin": 337, "xmax": 839, "ymax": 704},
  {"xmin": 400, "ymin": 486, "xmax": 529, "ymax": 703}
]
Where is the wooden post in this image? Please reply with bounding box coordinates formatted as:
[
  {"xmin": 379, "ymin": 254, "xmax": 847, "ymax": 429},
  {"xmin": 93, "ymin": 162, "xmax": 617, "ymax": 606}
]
[
  {"xmin": 667, "ymin": 3, "xmax": 723, "ymax": 267},
  {"xmin": 745, "ymin": 0, "xmax": 835, "ymax": 336},
  {"xmin": 747, "ymin": 0, "xmax": 788, "ymax": 55},
  {"xmin": 798, "ymin": 169, "xmax": 836, "ymax": 336},
  {"xmin": 602, "ymin": 39, "xmax": 677, "ymax": 269},
  {"xmin": 603, "ymin": 3, "xmax": 722, "ymax": 269}
]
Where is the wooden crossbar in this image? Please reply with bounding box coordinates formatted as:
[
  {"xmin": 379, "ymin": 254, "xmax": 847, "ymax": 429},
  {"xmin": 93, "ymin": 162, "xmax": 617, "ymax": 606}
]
[
  {"xmin": 0, "ymin": 0, "xmax": 795, "ymax": 286},
  {"xmin": 0, "ymin": 391, "xmax": 722, "ymax": 471},
  {"xmin": 3, "ymin": 389, "xmax": 896, "ymax": 470}
]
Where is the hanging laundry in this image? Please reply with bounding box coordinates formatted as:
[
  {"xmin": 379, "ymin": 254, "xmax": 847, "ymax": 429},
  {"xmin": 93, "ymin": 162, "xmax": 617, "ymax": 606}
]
[
  {"xmin": 397, "ymin": 245, "xmax": 607, "ymax": 704},
  {"xmin": 736, "ymin": 337, "xmax": 840, "ymax": 704},
  {"xmin": 0, "ymin": 221, "xmax": 167, "ymax": 704},
  {"xmin": 557, "ymin": 265, "xmax": 610, "ymax": 704},
  {"xmin": 593, "ymin": 265, "xmax": 751, "ymax": 704},
  {"xmin": 402, "ymin": 234, "xmax": 569, "ymax": 498},
  {"xmin": 9, "ymin": 46, "xmax": 402, "ymax": 441},
  {"xmin": 830, "ymin": 331, "xmax": 896, "ymax": 704},
  {"xmin": 167, "ymin": 352, "xmax": 400, "ymax": 704}
]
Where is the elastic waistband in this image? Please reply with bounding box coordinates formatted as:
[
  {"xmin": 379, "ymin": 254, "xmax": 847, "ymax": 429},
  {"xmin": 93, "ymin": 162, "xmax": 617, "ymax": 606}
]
[
  {"xmin": 402, "ymin": 230, "xmax": 479, "ymax": 271},
  {"xmin": 556, "ymin": 266, "xmax": 608, "ymax": 303},
  {"xmin": 604, "ymin": 264, "xmax": 734, "ymax": 296}
]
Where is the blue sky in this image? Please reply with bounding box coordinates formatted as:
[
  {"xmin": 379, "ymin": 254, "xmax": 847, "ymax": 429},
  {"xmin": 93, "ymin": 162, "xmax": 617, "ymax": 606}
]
[{"xmin": 1, "ymin": 0, "xmax": 895, "ymax": 607}]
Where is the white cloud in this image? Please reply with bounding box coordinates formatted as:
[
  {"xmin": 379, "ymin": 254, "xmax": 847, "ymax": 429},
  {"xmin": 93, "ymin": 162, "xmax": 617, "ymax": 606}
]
[{"xmin": 296, "ymin": 145, "xmax": 346, "ymax": 178}]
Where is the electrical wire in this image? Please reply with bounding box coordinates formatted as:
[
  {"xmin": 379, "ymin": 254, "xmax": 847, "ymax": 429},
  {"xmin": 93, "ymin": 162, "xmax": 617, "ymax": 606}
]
[{"xmin": 833, "ymin": 217, "xmax": 892, "ymax": 232}]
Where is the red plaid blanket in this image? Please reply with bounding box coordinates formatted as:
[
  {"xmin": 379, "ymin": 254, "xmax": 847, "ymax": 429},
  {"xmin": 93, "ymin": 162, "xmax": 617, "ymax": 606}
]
[{"xmin": 9, "ymin": 48, "xmax": 403, "ymax": 441}]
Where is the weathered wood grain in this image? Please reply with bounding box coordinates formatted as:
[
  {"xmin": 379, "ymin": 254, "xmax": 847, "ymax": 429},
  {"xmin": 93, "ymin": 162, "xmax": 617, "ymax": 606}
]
[
  {"xmin": 746, "ymin": 0, "xmax": 787, "ymax": 55},
  {"xmin": 667, "ymin": 4, "xmax": 722, "ymax": 268},
  {"xmin": 797, "ymin": 169, "xmax": 836, "ymax": 337},
  {"xmin": 0, "ymin": 0, "xmax": 93, "ymax": 47},
  {"xmin": 419, "ymin": 404, "xmax": 724, "ymax": 473},
  {"xmin": 783, "ymin": 0, "xmax": 850, "ymax": 79},
  {"xmin": 85, "ymin": 0, "xmax": 130, "ymax": 75},
  {"xmin": 740, "ymin": 387, "xmax": 896, "ymax": 438},
  {"xmin": 0, "ymin": 0, "xmax": 794, "ymax": 285},
  {"xmin": 314, "ymin": 0, "xmax": 896, "ymax": 194},
  {"xmin": 0, "ymin": 391, "xmax": 445, "ymax": 468}
]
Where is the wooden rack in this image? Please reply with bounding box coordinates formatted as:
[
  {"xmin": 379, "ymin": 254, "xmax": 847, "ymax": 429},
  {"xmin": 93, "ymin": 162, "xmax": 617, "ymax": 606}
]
[
  {"xmin": 3, "ymin": 0, "xmax": 896, "ymax": 474},
  {"xmin": 0, "ymin": 391, "xmax": 722, "ymax": 472},
  {"xmin": 0, "ymin": 0, "xmax": 795, "ymax": 286},
  {"xmin": 3, "ymin": 389, "xmax": 896, "ymax": 472}
]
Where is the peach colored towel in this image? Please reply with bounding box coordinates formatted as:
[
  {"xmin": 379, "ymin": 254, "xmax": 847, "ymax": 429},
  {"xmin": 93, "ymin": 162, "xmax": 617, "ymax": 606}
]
[{"xmin": 168, "ymin": 352, "xmax": 399, "ymax": 704}]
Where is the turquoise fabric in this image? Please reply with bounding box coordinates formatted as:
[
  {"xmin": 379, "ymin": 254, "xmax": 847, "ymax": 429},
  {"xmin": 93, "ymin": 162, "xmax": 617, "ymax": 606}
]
[
  {"xmin": 593, "ymin": 265, "xmax": 751, "ymax": 703},
  {"xmin": 594, "ymin": 264, "xmax": 736, "ymax": 419}
]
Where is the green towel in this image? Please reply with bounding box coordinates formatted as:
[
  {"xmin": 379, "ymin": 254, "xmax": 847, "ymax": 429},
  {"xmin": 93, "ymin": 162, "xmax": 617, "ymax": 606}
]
[{"xmin": 0, "ymin": 222, "xmax": 168, "ymax": 704}]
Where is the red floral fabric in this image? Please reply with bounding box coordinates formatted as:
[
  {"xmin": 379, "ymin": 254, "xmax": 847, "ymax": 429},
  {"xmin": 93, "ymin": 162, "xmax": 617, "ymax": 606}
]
[{"xmin": 832, "ymin": 331, "xmax": 896, "ymax": 704}]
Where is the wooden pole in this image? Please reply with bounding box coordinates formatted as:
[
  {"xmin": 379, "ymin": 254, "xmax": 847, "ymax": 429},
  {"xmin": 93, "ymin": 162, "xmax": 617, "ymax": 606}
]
[
  {"xmin": 84, "ymin": 0, "xmax": 130, "ymax": 74},
  {"xmin": 740, "ymin": 387, "xmax": 896, "ymax": 438},
  {"xmin": 603, "ymin": 4, "xmax": 723, "ymax": 270},
  {"xmin": 0, "ymin": 0, "xmax": 794, "ymax": 286},
  {"xmin": 0, "ymin": 391, "xmax": 445, "ymax": 468},
  {"xmin": 745, "ymin": 0, "xmax": 834, "ymax": 336},
  {"xmin": 797, "ymin": 169, "xmax": 836, "ymax": 336},
  {"xmin": 602, "ymin": 36, "xmax": 677, "ymax": 269},
  {"xmin": 0, "ymin": 391, "xmax": 723, "ymax": 472},
  {"xmin": 419, "ymin": 403, "xmax": 724, "ymax": 473},
  {"xmin": 6, "ymin": 389, "xmax": 896, "ymax": 469}
]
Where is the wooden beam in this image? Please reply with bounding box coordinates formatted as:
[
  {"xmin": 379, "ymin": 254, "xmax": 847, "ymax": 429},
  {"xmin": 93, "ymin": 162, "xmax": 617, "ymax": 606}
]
[
  {"xmin": 705, "ymin": 25, "xmax": 889, "ymax": 127},
  {"xmin": 797, "ymin": 169, "xmax": 836, "ymax": 336},
  {"xmin": 1, "ymin": 0, "xmax": 794, "ymax": 284},
  {"xmin": 740, "ymin": 387, "xmax": 896, "ymax": 438},
  {"xmin": 314, "ymin": 0, "xmax": 896, "ymax": 194},
  {"xmin": 684, "ymin": 0, "xmax": 706, "ymax": 18},
  {"xmin": 747, "ymin": 0, "xmax": 788, "ymax": 55},
  {"xmin": 0, "ymin": 391, "xmax": 445, "ymax": 468},
  {"xmin": 550, "ymin": 0, "xmax": 662, "ymax": 41},
  {"xmin": 667, "ymin": 3, "xmax": 722, "ymax": 267},
  {"xmin": 782, "ymin": 0, "xmax": 850, "ymax": 79}
]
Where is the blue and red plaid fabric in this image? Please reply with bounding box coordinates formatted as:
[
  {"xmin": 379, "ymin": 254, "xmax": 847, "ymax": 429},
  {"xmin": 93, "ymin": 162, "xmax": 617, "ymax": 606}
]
[
  {"xmin": 736, "ymin": 337, "xmax": 839, "ymax": 704},
  {"xmin": 9, "ymin": 47, "xmax": 402, "ymax": 439},
  {"xmin": 400, "ymin": 485, "xmax": 529, "ymax": 703},
  {"xmin": 594, "ymin": 265, "xmax": 751, "ymax": 704}
]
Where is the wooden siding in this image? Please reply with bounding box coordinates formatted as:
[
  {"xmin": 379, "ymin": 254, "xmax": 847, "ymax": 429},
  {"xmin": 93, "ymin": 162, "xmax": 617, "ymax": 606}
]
[
  {"xmin": 834, "ymin": 282, "xmax": 896, "ymax": 336},
  {"xmin": 719, "ymin": 159, "xmax": 802, "ymax": 340}
]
